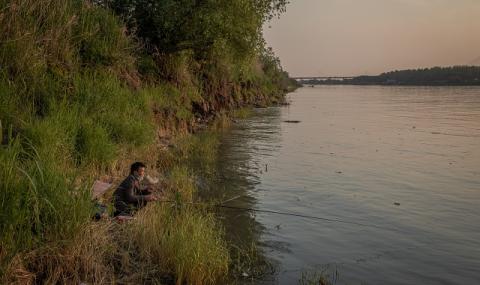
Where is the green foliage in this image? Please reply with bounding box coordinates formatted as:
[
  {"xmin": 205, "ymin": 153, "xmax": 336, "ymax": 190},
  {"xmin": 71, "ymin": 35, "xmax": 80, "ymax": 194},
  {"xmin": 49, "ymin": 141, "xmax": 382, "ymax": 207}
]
[
  {"xmin": 142, "ymin": 83, "xmax": 197, "ymax": 122},
  {"xmin": 105, "ymin": 0, "xmax": 279, "ymax": 57},
  {"xmin": 72, "ymin": 71, "xmax": 154, "ymax": 146},
  {"xmin": 76, "ymin": 120, "xmax": 117, "ymax": 166},
  {"xmin": 75, "ymin": 2, "xmax": 134, "ymax": 67},
  {"xmin": 104, "ymin": 0, "xmax": 294, "ymax": 108}
]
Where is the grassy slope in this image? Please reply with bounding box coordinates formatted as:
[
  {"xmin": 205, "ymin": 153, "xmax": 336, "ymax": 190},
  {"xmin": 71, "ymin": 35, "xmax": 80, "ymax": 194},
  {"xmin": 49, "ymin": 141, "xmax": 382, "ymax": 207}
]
[{"xmin": 0, "ymin": 1, "xmax": 295, "ymax": 283}]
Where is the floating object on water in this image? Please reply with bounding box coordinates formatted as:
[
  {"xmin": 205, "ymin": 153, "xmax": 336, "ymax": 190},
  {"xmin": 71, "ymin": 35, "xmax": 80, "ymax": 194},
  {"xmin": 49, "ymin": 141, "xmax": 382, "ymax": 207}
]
[
  {"xmin": 394, "ymin": 202, "xmax": 401, "ymax": 206},
  {"xmin": 283, "ymin": 120, "xmax": 301, "ymax": 123}
]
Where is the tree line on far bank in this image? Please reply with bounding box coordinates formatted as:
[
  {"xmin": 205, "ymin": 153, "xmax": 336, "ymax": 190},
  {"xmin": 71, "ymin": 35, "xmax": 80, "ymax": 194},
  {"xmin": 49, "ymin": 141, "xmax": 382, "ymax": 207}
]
[{"xmin": 302, "ymin": 66, "xmax": 480, "ymax": 86}]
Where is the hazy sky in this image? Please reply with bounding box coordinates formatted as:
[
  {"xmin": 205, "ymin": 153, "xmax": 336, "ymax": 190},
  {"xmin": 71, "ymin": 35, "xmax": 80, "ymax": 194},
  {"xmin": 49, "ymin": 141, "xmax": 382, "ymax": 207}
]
[{"xmin": 263, "ymin": 0, "xmax": 480, "ymax": 76}]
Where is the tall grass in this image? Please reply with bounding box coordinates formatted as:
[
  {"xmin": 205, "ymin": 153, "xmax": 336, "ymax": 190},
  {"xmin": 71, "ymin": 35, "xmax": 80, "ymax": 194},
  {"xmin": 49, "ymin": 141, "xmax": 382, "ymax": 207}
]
[
  {"xmin": 129, "ymin": 204, "xmax": 230, "ymax": 285},
  {"xmin": 0, "ymin": 138, "xmax": 92, "ymax": 277},
  {"xmin": 0, "ymin": 0, "xmax": 141, "ymax": 278}
]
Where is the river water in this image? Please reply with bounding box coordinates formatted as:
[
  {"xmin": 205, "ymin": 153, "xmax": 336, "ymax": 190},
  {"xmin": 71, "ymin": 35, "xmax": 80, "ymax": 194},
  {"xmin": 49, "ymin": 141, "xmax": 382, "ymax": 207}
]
[{"xmin": 206, "ymin": 86, "xmax": 480, "ymax": 284}]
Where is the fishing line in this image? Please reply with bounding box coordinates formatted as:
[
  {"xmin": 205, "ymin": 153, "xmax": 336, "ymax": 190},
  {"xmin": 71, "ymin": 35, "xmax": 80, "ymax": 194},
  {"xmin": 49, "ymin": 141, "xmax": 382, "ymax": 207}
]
[{"xmin": 216, "ymin": 204, "xmax": 395, "ymax": 231}]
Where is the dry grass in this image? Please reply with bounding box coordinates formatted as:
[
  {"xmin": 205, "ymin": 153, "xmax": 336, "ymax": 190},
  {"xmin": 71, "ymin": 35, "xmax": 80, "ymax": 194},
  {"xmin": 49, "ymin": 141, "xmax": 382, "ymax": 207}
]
[{"xmin": 3, "ymin": 222, "xmax": 117, "ymax": 285}]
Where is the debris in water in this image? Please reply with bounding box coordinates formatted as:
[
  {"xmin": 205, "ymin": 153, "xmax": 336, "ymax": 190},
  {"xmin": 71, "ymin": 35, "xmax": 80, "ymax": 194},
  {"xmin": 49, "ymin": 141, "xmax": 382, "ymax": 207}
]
[
  {"xmin": 283, "ymin": 120, "xmax": 301, "ymax": 123},
  {"xmin": 242, "ymin": 272, "xmax": 249, "ymax": 277},
  {"xmin": 394, "ymin": 202, "xmax": 401, "ymax": 206},
  {"xmin": 336, "ymin": 171, "xmax": 343, "ymax": 174}
]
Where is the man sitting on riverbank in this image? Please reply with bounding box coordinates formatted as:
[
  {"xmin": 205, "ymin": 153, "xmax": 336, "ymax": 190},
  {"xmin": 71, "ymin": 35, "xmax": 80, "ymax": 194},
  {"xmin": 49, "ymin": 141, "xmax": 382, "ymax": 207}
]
[{"xmin": 113, "ymin": 162, "xmax": 158, "ymax": 216}]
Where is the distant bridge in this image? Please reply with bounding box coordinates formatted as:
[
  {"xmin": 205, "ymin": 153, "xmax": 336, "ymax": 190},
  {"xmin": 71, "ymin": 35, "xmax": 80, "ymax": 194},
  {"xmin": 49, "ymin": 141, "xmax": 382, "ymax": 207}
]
[{"xmin": 293, "ymin": 76, "xmax": 355, "ymax": 81}]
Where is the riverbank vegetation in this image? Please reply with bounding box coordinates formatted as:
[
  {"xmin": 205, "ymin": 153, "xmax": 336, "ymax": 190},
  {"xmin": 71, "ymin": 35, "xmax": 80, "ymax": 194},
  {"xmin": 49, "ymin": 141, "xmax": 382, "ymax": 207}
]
[
  {"xmin": 303, "ymin": 66, "xmax": 480, "ymax": 86},
  {"xmin": 0, "ymin": 0, "xmax": 297, "ymax": 283}
]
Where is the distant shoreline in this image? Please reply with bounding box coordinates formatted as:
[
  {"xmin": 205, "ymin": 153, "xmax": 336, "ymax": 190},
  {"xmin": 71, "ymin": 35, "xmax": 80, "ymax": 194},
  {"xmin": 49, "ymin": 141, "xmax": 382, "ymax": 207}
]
[
  {"xmin": 303, "ymin": 82, "xmax": 480, "ymax": 87},
  {"xmin": 299, "ymin": 65, "xmax": 480, "ymax": 86}
]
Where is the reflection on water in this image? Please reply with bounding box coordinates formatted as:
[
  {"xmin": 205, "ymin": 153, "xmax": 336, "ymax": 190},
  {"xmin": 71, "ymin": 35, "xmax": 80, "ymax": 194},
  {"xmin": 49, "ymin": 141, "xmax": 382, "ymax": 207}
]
[
  {"xmin": 202, "ymin": 86, "xmax": 480, "ymax": 285},
  {"xmin": 197, "ymin": 107, "xmax": 283, "ymax": 256}
]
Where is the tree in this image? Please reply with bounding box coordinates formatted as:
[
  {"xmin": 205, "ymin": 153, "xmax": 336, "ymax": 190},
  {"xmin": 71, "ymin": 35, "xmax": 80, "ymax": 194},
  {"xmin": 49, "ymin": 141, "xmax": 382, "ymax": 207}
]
[{"xmin": 103, "ymin": 0, "xmax": 288, "ymax": 58}]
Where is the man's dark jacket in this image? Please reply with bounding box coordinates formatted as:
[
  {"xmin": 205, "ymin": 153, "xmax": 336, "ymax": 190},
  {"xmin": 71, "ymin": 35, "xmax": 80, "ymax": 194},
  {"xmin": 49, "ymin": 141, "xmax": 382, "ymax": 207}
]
[{"xmin": 113, "ymin": 175, "xmax": 149, "ymax": 216}]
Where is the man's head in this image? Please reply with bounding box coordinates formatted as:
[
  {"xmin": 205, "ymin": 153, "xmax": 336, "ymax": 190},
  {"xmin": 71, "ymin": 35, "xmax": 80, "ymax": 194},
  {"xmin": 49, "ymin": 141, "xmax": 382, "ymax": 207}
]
[{"xmin": 130, "ymin": 162, "xmax": 146, "ymax": 180}]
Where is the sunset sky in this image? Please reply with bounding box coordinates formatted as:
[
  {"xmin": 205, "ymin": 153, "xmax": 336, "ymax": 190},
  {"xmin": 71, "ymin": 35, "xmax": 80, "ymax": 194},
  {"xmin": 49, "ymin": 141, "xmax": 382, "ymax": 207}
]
[{"xmin": 263, "ymin": 0, "xmax": 480, "ymax": 77}]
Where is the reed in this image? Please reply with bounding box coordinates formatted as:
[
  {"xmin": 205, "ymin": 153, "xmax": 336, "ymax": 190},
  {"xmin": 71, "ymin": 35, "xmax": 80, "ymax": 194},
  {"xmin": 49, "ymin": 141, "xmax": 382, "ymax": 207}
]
[{"xmin": 299, "ymin": 268, "xmax": 337, "ymax": 285}]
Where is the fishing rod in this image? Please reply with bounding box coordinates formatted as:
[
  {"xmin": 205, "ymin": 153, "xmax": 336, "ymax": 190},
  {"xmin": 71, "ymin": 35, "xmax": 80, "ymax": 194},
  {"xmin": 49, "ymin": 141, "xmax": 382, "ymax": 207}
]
[{"xmin": 158, "ymin": 196, "xmax": 396, "ymax": 231}]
